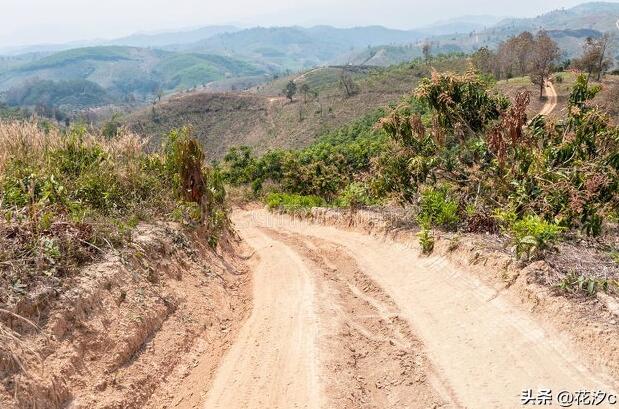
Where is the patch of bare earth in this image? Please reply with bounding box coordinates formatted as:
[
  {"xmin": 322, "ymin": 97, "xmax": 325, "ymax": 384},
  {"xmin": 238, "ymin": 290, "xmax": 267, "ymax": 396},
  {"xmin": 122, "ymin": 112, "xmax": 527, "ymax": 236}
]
[
  {"xmin": 225, "ymin": 209, "xmax": 617, "ymax": 408},
  {"xmin": 262, "ymin": 228, "xmax": 449, "ymax": 408},
  {"xmin": 0, "ymin": 224, "xmax": 251, "ymax": 409},
  {"xmin": 303, "ymin": 207, "xmax": 619, "ymax": 384}
]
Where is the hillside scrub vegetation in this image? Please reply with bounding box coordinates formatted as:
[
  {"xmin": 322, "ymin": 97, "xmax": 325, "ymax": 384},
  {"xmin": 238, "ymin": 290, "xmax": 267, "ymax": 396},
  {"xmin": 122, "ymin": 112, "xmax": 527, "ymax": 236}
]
[
  {"xmin": 0, "ymin": 122, "xmax": 228, "ymax": 308},
  {"xmin": 5, "ymin": 79, "xmax": 111, "ymax": 111},
  {"xmin": 221, "ymin": 70, "xmax": 619, "ymax": 261},
  {"xmin": 129, "ymin": 54, "xmax": 472, "ymax": 160}
]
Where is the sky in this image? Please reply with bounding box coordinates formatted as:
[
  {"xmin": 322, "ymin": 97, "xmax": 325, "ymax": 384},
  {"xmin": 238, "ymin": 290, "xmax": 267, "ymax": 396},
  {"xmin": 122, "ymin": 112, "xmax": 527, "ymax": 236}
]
[{"xmin": 0, "ymin": 0, "xmax": 600, "ymax": 48}]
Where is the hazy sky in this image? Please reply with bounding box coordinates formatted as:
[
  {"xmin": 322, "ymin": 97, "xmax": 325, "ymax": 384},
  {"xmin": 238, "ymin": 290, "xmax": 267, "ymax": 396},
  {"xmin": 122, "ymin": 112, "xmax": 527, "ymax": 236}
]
[{"xmin": 0, "ymin": 0, "xmax": 600, "ymax": 47}]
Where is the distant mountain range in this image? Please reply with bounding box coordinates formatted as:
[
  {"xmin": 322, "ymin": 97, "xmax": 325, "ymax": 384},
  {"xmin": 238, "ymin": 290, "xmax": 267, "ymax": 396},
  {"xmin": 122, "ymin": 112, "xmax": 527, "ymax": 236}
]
[
  {"xmin": 106, "ymin": 25, "xmax": 241, "ymax": 48},
  {"xmin": 168, "ymin": 26, "xmax": 425, "ymax": 71},
  {"xmin": 0, "ymin": 26, "xmax": 241, "ymax": 56},
  {"xmin": 419, "ymin": 15, "xmax": 507, "ymax": 36},
  {"xmin": 428, "ymin": 1, "xmax": 619, "ymax": 58},
  {"xmin": 0, "ymin": 2, "xmax": 617, "ymax": 111}
]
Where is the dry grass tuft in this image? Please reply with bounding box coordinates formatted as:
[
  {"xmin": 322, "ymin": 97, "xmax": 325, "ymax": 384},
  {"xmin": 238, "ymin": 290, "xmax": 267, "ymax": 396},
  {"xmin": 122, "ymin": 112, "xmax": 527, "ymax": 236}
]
[{"xmin": 0, "ymin": 309, "xmax": 40, "ymax": 376}]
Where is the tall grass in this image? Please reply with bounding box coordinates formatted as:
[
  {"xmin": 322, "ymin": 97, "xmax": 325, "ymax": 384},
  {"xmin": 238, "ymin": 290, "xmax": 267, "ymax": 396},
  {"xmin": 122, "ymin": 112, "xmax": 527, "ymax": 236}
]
[{"xmin": 0, "ymin": 122, "xmax": 227, "ymax": 306}]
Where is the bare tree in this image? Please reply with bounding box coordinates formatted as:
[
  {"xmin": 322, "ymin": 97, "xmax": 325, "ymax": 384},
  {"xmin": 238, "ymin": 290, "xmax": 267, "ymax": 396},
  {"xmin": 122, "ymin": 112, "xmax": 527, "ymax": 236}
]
[
  {"xmin": 572, "ymin": 33, "xmax": 613, "ymax": 81},
  {"xmin": 513, "ymin": 31, "xmax": 535, "ymax": 76},
  {"xmin": 299, "ymin": 83, "xmax": 311, "ymax": 103},
  {"xmin": 494, "ymin": 31, "xmax": 534, "ymax": 79},
  {"xmin": 530, "ymin": 31, "xmax": 560, "ymax": 98},
  {"xmin": 339, "ymin": 70, "xmax": 359, "ymax": 97},
  {"xmin": 422, "ymin": 42, "xmax": 432, "ymax": 64}
]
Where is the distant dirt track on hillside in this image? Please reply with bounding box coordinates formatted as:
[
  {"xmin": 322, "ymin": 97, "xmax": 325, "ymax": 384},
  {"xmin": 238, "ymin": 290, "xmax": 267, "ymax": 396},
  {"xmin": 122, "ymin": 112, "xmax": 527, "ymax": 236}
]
[{"xmin": 539, "ymin": 81, "xmax": 558, "ymax": 116}]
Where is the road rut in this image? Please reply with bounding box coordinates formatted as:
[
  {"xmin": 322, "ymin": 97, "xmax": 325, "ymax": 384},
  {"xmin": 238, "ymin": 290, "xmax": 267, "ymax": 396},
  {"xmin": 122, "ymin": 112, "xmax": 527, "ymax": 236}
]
[{"xmin": 201, "ymin": 209, "xmax": 617, "ymax": 408}]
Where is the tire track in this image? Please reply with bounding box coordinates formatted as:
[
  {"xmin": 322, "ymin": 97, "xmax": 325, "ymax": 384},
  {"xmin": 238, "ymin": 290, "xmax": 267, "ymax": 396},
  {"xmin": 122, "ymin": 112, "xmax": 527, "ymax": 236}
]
[{"xmin": 228, "ymin": 209, "xmax": 618, "ymax": 409}]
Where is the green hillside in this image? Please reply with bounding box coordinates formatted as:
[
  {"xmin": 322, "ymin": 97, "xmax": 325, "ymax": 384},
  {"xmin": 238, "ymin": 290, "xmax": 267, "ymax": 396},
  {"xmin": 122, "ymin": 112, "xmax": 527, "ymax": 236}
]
[
  {"xmin": 0, "ymin": 46, "xmax": 268, "ymax": 109},
  {"xmin": 176, "ymin": 26, "xmax": 424, "ymax": 71},
  {"xmin": 495, "ymin": 2, "xmax": 619, "ymax": 33},
  {"xmin": 17, "ymin": 47, "xmax": 135, "ymax": 71}
]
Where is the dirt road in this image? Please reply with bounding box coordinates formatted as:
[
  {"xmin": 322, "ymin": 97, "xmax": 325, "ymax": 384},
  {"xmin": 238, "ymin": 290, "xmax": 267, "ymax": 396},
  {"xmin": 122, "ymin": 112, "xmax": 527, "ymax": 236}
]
[
  {"xmin": 202, "ymin": 225, "xmax": 322, "ymax": 409},
  {"xmin": 201, "ymin": 209, "xmax": 617, "ymax": 408},
  {"xmin": 539, "ymin": 81, "xmax": 557, "ymax": 116}
]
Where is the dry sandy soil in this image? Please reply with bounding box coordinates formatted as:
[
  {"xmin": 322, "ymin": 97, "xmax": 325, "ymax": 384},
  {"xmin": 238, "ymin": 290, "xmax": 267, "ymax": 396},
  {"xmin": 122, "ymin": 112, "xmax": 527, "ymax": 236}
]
[
  {"xmin": 538, "ymin": 81, "xmax": 557, "ymax": 117},
  {"xmin": 165, "ymin": 208, "xmax": 617, "ymax": 409},
  {"xmin": 0, "ymin": 224, "xmax": 251, "ymax": 409},
  {"xmin": 4, "ymin": 208, "xmax": 618, "ymax": 408}
]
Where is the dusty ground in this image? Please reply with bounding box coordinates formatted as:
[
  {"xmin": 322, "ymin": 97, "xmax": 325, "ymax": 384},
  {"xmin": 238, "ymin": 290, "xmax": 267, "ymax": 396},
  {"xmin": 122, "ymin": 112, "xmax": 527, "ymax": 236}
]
[
  {"xmin": 167, "ymin": 208, "xmax": 617, "ymax": 408},
  {"xmin": 538, "ymin": 81, "xmax": 557, "ymax": 116},
  {"xmin": 201, "ymin": 219, "xmax": 446, "ymax": 409},
  {"xmin": 3, "ymin": 207, "xmax": 618, "ymax": 408},
  {"xmin": 0, "ymin": 224, "xmax": 251, "ymax": 409}
]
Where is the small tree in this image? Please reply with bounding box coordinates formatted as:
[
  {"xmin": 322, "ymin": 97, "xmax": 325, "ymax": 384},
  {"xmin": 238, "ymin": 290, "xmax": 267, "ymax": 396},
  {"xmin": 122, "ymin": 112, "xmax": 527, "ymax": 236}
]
[
  {"xmin": 339, "ymin": 70, "xmax": 359, "ymax": 97},
  {"xmin": 299, "ymin": 83, "xmax": 311, "ymax": 103},
  {"xmin": 471, "ymin": 47, "xmax": 496, "ymax": 76},
  {"xmin": 514, "ymin": 31, "xmax": 535, "ymax": 76},
  {"xmin": 283, "ymin": 80, "xmax": 297, "ymax": 102},
  {"xmin": 572, "ymin": 33, "xmax": 612, "ymax": 81},
  {"xmin": 101, "ymin": 113, "xmax": 122, "ymax": 139},
  {"xmin": 422, "ymin": 42, "xmax": 432, "ymax": 64},
  {"xmin": 530, "ymin": 31, "xmax": 560, "ymax": 98}
]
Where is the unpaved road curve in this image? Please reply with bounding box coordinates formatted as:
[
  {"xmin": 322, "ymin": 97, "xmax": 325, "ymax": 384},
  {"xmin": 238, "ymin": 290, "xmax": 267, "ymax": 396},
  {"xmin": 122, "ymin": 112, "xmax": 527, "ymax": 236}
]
[
  {"xmin": 203, "ymin": 209, "xmax": 617, "ymax": 408},
  {"xmin": 539, "ymin": 81, "xmax": 557, "ymax": 116},
  {"xmin": 202, "ymin": 225, "xmax": 322, "ymax": 409}
]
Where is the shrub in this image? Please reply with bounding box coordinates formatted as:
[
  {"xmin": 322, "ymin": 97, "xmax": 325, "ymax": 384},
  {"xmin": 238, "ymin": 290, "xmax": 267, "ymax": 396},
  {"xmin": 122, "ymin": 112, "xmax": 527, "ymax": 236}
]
[
  {"xmin": 501, "ymin": 214, "xmax": 564, "ymax": 260},
  {"xmin": 336, "ymin": 182, "xmax": 377, "ymax": 208},
  {"xmin": 266, "ymin": 193, "xmax": 325, "ymax": 213},
  {"xmin": 202, "ymin": 167, "xmax": 229, "ymax": 248},
  {"xmin": 556, "ymin": 272, "xmax": 618, "ymax": 297},
  {"xmin": 414, "ymin": 71, "xmax": 505, "ymax": 135},
  {"xmin": 0, "ymin": 121, "xmax": 230, "ymax": 295},
  {"xmin": 417, "ymin": 186, "xmax": 459, "ymax": 229},
  {"xmin": 416, "ymin": 225, "xmax": 435, "ymax": 255},
  {"xmin": 164, "ymin": 127, "xmax": 205, "ymax": 204}
]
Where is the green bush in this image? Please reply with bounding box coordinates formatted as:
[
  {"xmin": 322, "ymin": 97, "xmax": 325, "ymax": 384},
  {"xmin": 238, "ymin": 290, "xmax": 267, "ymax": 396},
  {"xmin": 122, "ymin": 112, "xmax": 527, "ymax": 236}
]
[
  {"xmin": 220, "ymin": 110, "xmax": 388, "ymax": 200},
  {"xmin": 504, "ymin": 214, "xmax": 564, "ymax": 260},
  {"xmin": 336, "ymin": 182, "xmax": 377, "ymax": 208},
  {"xmin": 266, "ymin": 193, "xmax": 325, "ymax": 212},
  {"xmin": 556, "ymin": 272, "xmax": 618, "ymax": 297},
  {"xmin": 416, "ymin": 225, "xmax": 435, "ymax": 255},
  {"xmin": 417, "ymin": 186, "xmax": 459, "ymax": 229}
]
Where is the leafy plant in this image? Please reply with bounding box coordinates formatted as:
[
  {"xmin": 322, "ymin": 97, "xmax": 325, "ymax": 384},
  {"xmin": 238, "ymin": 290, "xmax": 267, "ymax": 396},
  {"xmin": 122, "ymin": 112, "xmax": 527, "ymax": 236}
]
[
  {"xmin": 336, "ymin": 182, "xmax": 377, "ymax": 208},
  {"xmin": 416, "ymin": 225, "xmax": 435, "ymax": 255},
  {"xmin": 556, "ymin": 272, "xmax": 618, "ymax": 297},
  {"xmin": 504, "ymin": 215, "xmax": 564, "ymax": 259},
  {"xmin": 417, "ymin": 186, "xmax": 459, "ymax": 229}
]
